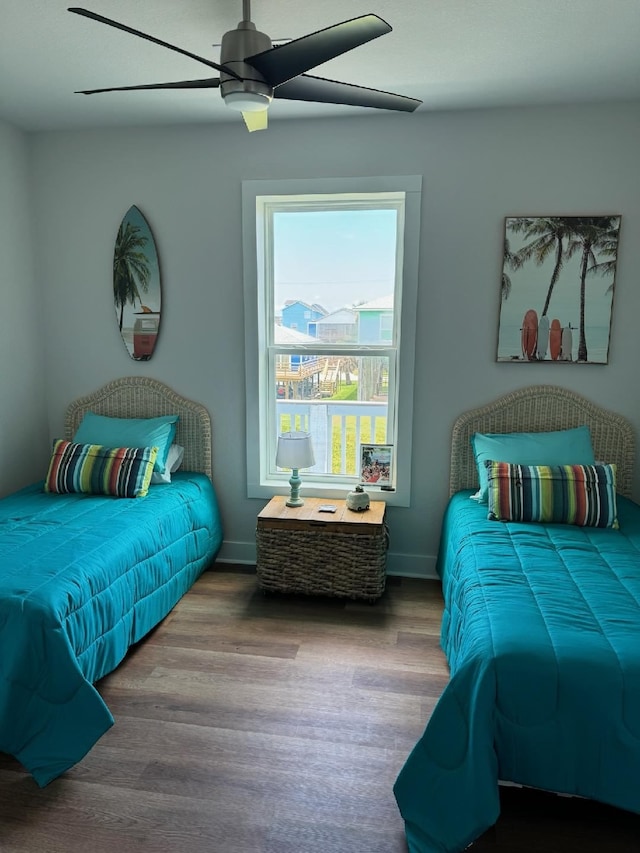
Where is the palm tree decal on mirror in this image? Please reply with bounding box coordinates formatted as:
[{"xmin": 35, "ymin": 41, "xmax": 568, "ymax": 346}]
[
  {"xmin": 497, "ymin": 215, "xmax": 621, "ymax": 364},
  {"xmin": 113, "ymin": 205, "xmax": 162, "ymax": 361}
]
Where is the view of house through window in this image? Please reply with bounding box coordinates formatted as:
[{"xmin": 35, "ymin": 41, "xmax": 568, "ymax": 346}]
[
  {"xmin": 243, "ymin": 176, "xmax": 421, "ymax": 504},
  {"xmin": 268, "ymin": 202, "xmax": 401, "ymax": 482}
]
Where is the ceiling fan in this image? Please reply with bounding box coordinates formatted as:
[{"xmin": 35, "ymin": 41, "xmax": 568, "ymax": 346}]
[{"xmin": 68, "ymin": 1, "xmax": 422, "ymax": 131}]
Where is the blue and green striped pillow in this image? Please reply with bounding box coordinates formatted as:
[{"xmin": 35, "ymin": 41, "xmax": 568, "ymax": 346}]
[
  {"xmin": 486, "ymin": 461, "xmax": 619, "ymax": 529},
  {"xmin": 45, "ymin": 440, "xmax": 158, "ymax": 498}
]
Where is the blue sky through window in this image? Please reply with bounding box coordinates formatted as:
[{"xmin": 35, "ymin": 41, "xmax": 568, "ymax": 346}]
[{"xmin": 273, "ymin": 208, "xmax": 397, "ymax": 314}]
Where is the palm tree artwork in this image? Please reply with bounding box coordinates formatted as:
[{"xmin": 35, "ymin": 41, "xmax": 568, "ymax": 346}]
[
  {"xmin": 113, "ymin": 205, "xmax": 162, "ymax": 361},
  {"xmin": 497, "ymin": 215, "xmax": 621, "ymax": 364}
]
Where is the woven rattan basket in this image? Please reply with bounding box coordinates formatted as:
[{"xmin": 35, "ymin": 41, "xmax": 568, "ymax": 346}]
[{"xmin": 256, "ymin": 498, "xmax": 388, "ymax": 602}]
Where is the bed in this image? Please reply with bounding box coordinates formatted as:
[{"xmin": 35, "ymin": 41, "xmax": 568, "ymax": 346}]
[
  {"xmin": 394, "ymin": 385, "xmax": 639, "ymax": 853},
  {"xmin": 0, "ymin": 376, "xmax": 223, "ymax": 787}
]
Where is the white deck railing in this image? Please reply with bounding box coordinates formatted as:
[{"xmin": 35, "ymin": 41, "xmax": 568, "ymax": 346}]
[{"xmin": 276, "ymin": 399, "xmax": 388, "ymax": 476}]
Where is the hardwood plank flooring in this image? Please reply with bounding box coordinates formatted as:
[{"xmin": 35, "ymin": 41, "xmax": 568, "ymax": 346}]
[{"xmin": 1, "ymin": 567, "xmax": 639, "ymax": 852}]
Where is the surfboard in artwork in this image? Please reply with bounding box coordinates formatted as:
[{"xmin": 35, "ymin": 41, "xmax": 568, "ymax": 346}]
[
  {"xmin": 549, "ymin": 319, "xmax": 562, "ymax": 360},
  {"xmin": 114, "ymin": 205, "xmax": 162, "ymax": 361},
  {"xmin": 521, "ymin": 309, "xmax": 538, "ymax": 360},
  {"xmin": 536, "ymin": 315, "xmax": 550, "ymax": 360}
]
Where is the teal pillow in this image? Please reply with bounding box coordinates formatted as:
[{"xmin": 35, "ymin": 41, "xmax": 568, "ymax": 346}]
[
  {"xmin": 73, "ymin": 412, "xmax": 178, "ymax": 474},
  {"xmin": 470, "ymin": 426, "xmax": 595, "ymax": 504}
]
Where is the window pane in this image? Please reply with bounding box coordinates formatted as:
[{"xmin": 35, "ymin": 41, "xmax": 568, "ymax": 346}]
[
  {"xmin": 273, "ymin": 208, "xmax": 398, "ymax": 340},
  {"xmin": 273, "ymin": 354, "xmax": 389, "ymax": 478}
]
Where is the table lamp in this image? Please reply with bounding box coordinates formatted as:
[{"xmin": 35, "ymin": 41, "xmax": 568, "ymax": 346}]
[{"xmin": 276, "ymin": 431, "xmax": 315, "ymax": 507}]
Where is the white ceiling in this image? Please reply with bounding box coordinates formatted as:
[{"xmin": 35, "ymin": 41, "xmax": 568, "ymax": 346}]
[{"xmin": 1, "ymin": 0, "xmax": 639, "ymax": 132}]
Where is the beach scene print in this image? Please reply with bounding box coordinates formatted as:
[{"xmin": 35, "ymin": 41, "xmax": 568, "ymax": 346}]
[
  {"xmin": 360, "ymin": 443, "xmax": 393, "ymax": 486},
  {"xmin": 497, "ymin": 216, "xmax": 621, "ymax": 364},
  {"xmin": 114, "ymin": 205, "xmax": 162, "ymax": 361}
]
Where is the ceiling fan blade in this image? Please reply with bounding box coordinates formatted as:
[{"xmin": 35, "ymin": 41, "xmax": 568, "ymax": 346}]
[
  {"xmin": 242, "ymin": 110, "xmax": 269, "ymax": 132},
  {"xmin": 274, "ymin": 75, "xmax": 422, "ymax": 112},
  {"xmin": 75, "ymin": 78, "xmax": 221, "ymax": 94},
  {"xmin": 245, "ymin": 14, "xmax": 390, "ymax": 87},
  {"xmin": 68, "ymin": 7, "xmax": 241, "ymax": 80}
]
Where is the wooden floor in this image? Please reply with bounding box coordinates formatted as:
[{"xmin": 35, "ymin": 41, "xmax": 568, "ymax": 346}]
[{"xmin": 1, "ymin": 567, "xmax": 639, "ymax": 852}]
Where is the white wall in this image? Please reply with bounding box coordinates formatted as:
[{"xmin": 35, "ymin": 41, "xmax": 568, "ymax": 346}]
[
  {"xmin": 0, "ymin": 119, "xmax": 48, "ymax": 496},
  {"xmin": 28, "ymin": 101, "xmax": 640, "ymax": 576}
]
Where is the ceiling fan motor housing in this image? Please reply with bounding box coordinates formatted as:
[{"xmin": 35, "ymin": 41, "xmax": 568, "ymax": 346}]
[{"xmin": 220, "ymin": 22, "xmax": 273, "ymax": 110}]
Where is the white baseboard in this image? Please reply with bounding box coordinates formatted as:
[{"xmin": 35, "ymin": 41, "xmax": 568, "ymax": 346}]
[
  {"xmin": 216, "ymin": 540, "xmax": 256, "ymax": 565},
  {"xmin": 216, "ymin": 540, "xmax": 439, "ymax": 580},
  {"xmin": 386, "ymin": 552, "xmax": 439, "ymax": 579}
]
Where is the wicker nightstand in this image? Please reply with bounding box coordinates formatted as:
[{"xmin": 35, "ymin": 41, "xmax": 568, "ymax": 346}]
[{"xmin": 256, "ymin": 496, "xmax": 388, "ymax": 602}]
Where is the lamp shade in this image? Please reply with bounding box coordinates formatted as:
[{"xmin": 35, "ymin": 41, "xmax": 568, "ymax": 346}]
[{"xmin": 276, "ymin": 431, "xmax": 315, "ymax": 470}]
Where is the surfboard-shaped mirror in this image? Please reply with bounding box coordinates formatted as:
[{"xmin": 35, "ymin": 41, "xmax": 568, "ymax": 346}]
[{"xmin": 114, "ymin": 205, "xmax": 162, "ymax": 361}]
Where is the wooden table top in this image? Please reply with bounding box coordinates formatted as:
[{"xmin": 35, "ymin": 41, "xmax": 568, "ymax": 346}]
[{"xmin": 258, "ymin": 496, "xmax": 386, "ymax": 530}]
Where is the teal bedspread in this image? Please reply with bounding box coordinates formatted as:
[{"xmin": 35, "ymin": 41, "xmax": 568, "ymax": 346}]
[
  {"xmin": 394, "ymin": 491, "xmax": 640, "ymax": 852},
  {"xmin": 0, "ymin": 472, "xmax": 222, "ymax": 786}
]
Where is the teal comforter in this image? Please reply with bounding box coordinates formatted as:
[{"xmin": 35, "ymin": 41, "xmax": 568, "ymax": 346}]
[
  {"xmin": 0, "ymin": 472, "xmax": 222, "ymax": 786},
  {"xmin": 394, "ymin": 491, "xmax": 640, "ymax": 852}
]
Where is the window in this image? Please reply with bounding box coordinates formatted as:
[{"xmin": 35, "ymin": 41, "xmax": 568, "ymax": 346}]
[
  {"xmin": 242, "ymin": 176, "xmax": 421, "ymax": 506},
  {"xmin": 380, "ymin": 313, "xmax": 393, "ymax": 343}
]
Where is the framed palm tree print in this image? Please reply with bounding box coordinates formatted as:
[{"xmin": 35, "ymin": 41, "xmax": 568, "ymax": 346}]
[
  {"xmin": 497, "ymin": 215, "xmax": 621, "ymax": 364},
  {"xmin": 114, "ymin": 205, "xmax": 162, "ymax": 361}
]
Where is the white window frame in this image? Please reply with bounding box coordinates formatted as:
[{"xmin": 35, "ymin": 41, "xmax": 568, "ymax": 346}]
[{"xmin": 242, "ymin": 175, "xmax": 421, "ymax": 507}]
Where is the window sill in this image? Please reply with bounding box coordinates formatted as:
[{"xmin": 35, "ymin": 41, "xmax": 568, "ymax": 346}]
[{"xmin": 249, "ymin": 479, "xmax": 409, "ymax": 507}]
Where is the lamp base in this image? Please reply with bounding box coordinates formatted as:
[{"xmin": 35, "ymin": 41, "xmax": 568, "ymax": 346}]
[
  {"xmin": 285, "ymin": 497, "xmax": 305, "ymax": 508},
  {"xmin": 286, "ymin": 468, "xmax": 303, "ymax": 507}
]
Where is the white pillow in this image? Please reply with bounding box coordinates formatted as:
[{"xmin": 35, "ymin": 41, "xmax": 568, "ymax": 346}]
[{"xmin": 150, "ymin": 444, "xmax": 185, "ymax": 484}]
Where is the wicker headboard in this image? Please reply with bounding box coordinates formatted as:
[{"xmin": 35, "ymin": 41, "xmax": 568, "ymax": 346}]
[
  {"xmin": 64, "ymin": 376, "xmax": 213, "ymax": 481},
  {"xmin": 450, "ymin": 385, "xmax": 635, "ymax": 499}
]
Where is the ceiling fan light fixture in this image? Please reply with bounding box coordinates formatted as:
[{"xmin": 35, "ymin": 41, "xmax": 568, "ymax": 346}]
[{"xmin": 224, "ymin": 91, "xmax": 271, "ymax": 112}]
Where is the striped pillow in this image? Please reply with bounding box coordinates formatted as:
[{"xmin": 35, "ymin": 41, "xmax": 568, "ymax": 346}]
[
  {"xmin": 45, "ymin": 440, "xmax": 158, "ymax": 498},
  {"xmin": 486, "ymin": 461, "xmax": 619, "ymax": 529}
]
